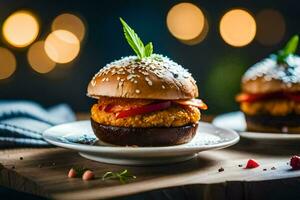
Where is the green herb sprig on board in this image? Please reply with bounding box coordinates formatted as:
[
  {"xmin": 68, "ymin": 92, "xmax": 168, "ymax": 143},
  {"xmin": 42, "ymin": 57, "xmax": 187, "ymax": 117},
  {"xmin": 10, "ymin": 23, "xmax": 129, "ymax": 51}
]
[
  {"xmin": 73, "ymin": 166, "xmax": 89, "ymax": 177},
  {"xmin": 102, "ymin": 169, "xmax": 136, "ymax": 184},
  {"xmin": 277, "ymin": 35, "xmax": 299, "ymax": 64},
  {"xmin": 120, "ymin": 18, "xmax": 153, "ymax": 59}
]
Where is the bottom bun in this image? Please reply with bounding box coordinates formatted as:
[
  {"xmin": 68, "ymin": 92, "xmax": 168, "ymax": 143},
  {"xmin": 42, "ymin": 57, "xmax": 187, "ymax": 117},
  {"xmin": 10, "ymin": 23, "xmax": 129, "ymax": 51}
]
[
  {"xmin": 91, "ymin": 118, "xmax": 198, "ymax": 146},
  {"xmin": 245, "ymin": 114, "xmax": 300, "ymax": 134}
]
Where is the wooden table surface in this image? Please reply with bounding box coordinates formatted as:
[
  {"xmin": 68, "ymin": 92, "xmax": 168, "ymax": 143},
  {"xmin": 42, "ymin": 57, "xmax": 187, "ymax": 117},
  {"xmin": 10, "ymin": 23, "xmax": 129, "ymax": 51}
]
[{"xmin": 1, "ymin": 115, "xmax": 300, "ymax": 200}]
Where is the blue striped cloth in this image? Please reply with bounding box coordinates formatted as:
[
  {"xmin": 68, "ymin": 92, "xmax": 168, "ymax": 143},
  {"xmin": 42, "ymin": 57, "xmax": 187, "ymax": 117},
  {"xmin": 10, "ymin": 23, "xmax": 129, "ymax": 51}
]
[{"xmin": 0, "ymin": 101, "xmax": 75, "ymax": 148}]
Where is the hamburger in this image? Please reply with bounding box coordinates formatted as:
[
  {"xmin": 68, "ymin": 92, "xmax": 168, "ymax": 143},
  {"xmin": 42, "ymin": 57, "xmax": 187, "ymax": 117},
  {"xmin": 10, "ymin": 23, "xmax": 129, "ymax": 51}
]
[
  {"xmin": 87, "ymin": 18, "xmax": 207, "ymax": 146},
  {"xmin": 236, "ymin": 35, "xmax": 300, "ymax": 133}
]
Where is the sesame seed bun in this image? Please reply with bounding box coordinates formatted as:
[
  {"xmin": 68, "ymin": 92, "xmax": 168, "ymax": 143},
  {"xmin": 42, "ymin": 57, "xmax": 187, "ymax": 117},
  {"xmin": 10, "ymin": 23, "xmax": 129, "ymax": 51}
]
[
  {"xmin": 242, "ymin": 56, "xmax": 300, "ymax": 94},
  {"xmin": 87, "ymin": 54, "xmax": 198, "ymax": 100}
]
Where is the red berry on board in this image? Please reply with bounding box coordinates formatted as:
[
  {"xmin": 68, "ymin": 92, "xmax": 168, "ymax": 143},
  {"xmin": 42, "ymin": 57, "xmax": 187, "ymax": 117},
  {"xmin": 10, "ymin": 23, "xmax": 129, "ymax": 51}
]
[
  {"xmin": 245, "ymin": 159, "xmax": 260, "ymax": 169},
  {"xmin": 290, "ymin": 155, "xmax": 300, "ymax": 170},
  {"xmin": 82, "ymin": 170, "xmax": 95, "ymax": 181},
  {"xmin": 68, "ymin": 168, "xmax": 77, "ymax": 178}
]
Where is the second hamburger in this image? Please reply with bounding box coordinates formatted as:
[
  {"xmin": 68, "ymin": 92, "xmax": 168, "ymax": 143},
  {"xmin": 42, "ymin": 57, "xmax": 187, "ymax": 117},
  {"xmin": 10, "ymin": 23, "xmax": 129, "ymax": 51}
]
[{"xmin": 236, "ymin": 35, "xmax": 300, "ymax": 133}]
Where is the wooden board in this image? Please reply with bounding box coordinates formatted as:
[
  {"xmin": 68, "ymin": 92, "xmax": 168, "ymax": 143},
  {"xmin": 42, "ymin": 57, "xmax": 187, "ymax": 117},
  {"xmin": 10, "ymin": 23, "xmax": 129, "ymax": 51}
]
[
  {"xmin": 1, "ymin": 142, "xmax": 300, "ymax": 199},
  {"xmin": 1, "ymin": 114, "xmax": 300, "ymax": 199}
]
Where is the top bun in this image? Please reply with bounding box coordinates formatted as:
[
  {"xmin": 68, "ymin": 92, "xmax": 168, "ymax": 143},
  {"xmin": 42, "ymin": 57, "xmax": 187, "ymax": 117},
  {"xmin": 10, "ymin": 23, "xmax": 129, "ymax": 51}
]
[
  {"xmin": 87, "ymin": 54, "xmax": 198, "ymax": 100},
  {"xmin": 241, "ymin": 55, "xmax": 300, "ymax": 94}
]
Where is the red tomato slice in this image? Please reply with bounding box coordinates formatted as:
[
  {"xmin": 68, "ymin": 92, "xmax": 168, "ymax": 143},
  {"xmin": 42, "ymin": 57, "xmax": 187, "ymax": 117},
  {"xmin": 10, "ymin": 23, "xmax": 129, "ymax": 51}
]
[
  {"xmin": 236, "ymin": 92, "xmax": 294, "ymax": 103},
  {"xmin": 235, "ymin": 93, "xmax": 274, "ymax": 102},
  {"xmin": 173, "ymin": 99, "xmax": 208, "ymax": 110},
  {"xmin": 103, "ymin": 104, "xmax": 144, "ymax": 113},
  {"xmin": 285, "ymin": 93, "xmax": 300, "ymax": 102},
  {"xmin": 98, "ymin": 105, "xmax": 104, "ymax": 111},
  {"xmin": 103, "ymin": 104, "xmax": 114, "ymax": 112},
  {"xmin": 116, "ymin": 101, "xmax": 171, "ymax": 119},
  {"xmin": 235, "ymin": 93, "xmax": 260, "ymax": 103}
]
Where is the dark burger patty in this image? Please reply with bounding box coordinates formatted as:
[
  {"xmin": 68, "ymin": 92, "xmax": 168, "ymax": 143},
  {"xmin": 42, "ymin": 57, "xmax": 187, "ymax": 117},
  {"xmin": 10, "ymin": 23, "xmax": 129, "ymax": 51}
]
[
  {"xmin": 245, "ymin": 114, "xmax": 300, "ymax": 128},
  {"xmin": 91, "ymin": 118, "xmax": 198, "ymax": 146}
]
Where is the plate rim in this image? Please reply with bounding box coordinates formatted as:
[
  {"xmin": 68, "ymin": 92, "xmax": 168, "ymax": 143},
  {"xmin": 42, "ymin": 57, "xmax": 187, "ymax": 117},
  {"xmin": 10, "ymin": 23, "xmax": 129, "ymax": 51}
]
[{"xmin": 43, "ymin": 120, "xmax": 239, "ymax": 153}]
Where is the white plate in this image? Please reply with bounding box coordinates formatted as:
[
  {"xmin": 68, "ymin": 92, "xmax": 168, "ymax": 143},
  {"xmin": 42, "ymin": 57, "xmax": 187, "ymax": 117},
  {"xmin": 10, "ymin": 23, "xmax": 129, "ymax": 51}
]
[
  {"xmin": 212, "ymin": 111, "xmax": 300, "ymax": 141},
  {"xmin": 43, "ymin": 120, "xmax": 239, "ymax": 166}
]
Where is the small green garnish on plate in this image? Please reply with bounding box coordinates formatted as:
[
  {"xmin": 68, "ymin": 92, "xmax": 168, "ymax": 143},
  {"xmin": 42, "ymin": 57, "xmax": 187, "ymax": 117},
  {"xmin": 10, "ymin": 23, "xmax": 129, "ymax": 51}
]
[
  {"xmin": 277, "ymin": 35, "xmax": 299, "ymax": 64},
  {"xmin": 120, "ymin": 18, "xmax": 153, "ymax": 59},
  {"xmin": 102, "ymin": 169, "xmax": 136, "ymax": 184}
]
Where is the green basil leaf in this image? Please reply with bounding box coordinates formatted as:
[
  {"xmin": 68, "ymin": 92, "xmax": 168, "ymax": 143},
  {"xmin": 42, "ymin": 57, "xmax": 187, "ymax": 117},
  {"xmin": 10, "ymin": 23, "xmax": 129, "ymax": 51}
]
[
  {"xmin": 120, "ymin": 18, "xmax": 153, "ymax": 59},
  {"xmin": 277, "ymin": 35, "xmax": 299, "ymax": 64},
  {"xmin": 144, "ymin": 42, "xmax": 153, "ymax": 57},
  {"xmin": 283, "ymin": 35, "xmax": 299, "ymax": 56}
]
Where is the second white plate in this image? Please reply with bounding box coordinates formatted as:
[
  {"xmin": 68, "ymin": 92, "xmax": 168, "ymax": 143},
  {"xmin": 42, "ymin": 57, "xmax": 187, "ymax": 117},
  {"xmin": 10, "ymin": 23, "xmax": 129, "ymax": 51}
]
[{"xmin": 212, "ymin": 111, "xmax": 300, "ymax": 141}]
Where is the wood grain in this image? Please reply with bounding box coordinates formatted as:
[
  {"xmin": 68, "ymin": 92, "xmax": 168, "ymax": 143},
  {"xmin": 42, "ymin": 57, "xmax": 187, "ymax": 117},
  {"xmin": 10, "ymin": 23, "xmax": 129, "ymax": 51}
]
[
  {"xmin": 1, "ymin": 115, "xmax": 300, "ymax": 199},
  {"xmin": 1, "ymin": 142, "xmax": 300, "ymax": 199}
]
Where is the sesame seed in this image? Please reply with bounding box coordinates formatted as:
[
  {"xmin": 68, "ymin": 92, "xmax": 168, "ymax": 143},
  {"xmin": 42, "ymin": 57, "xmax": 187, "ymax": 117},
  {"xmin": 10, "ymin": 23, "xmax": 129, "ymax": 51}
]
[
  {"xmin": 141, "ymin": 71, "xmax": 149, "ymax": 76},
  {"xmin": 135, "ymin": 89, "xmax": 140, "ymax": 94},
  {"xmin": 145, "ymin": 77, "xmax": 153, "ymax": 86},
  {"xmin": 162, "ymin": 85, "xmax": 166, "ymax": 89},
  {"xmin": 127, "ymin": 74, "xmax": 139, "ymax": 80}
]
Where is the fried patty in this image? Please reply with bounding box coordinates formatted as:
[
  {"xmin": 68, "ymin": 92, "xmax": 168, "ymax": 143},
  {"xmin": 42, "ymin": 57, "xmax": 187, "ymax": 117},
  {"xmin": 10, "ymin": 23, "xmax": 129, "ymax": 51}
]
[
  {"xmin": 91, "ymin": 103, "xmax": 200, "ymax": 128},
  {"xmin": 241, "ymin": 99, "xmax": 300, "ymax": 116}
]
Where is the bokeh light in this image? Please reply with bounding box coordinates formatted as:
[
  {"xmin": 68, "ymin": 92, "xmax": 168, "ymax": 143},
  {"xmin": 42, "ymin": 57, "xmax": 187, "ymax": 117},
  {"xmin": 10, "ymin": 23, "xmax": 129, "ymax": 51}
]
[
  {"xmin": 2, "ymin": 11, "xmax": 39, "ymax": 48},
  {"xmin": 180, "ymin": 18, "xmax": 209, "ymax": 45},
  {"xmin": 44, "ymin": 30, "xmax": 80, "ymax": 64},
  {"xmin": 0, "ymin": 47, "xmax": 17, "ymax": 80},
  {"xmin": 256, "ymin": 9, "xmax": 286, "ymax": 46},
  {"xmin": 27, "ymin": 41, "xmax": 56, "ymax": 73},
  {"xmin": 167, "ymin": 3, "xmax": 206, "ymax": 42},
  {"xmin": 220, "ymin": 9, "xmax": 256, "ymax": 47},
  {"xmin": 52, "ymin": 13, "xmax": 85, "ymax": 41}
]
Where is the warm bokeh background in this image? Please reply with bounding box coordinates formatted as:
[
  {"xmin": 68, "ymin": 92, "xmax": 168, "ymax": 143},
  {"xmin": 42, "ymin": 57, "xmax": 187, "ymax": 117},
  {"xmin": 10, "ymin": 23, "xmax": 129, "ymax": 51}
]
[{"xmin": 0, "ymin": 0, "xmax": 299, "ymax": 114}]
